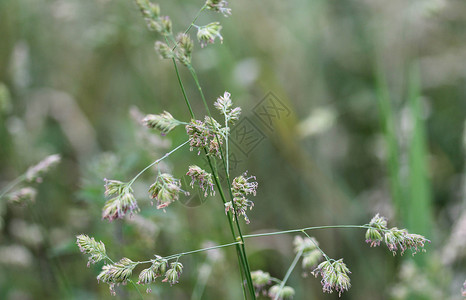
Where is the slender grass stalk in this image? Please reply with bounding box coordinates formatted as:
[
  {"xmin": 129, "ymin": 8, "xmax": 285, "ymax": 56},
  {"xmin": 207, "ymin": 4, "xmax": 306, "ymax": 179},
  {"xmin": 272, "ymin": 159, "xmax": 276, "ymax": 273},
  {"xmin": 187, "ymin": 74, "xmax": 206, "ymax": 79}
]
[
  {"xmin": 273, "ymin": 248, "xmax": 303, "ymax": 300},
  {"xmin": 137, "ymin": 224, "xmax": 381, "ymax": 264},
  {"xmin": 243, "ymin": 224, "xmax": 376, "ymax": 238},
  {"xmin": 128, "ymin": 140, "xmax": 189, "ymax": 186},
  {"xmin": 301, "ymin": 230, "xmax": 330, "ymax": 262}
]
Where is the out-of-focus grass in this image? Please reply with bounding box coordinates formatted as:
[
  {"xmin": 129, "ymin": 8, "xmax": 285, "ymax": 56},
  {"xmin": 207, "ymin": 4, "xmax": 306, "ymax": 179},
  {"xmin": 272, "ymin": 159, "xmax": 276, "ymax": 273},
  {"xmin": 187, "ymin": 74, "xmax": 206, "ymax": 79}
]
[{"xmin": 0, "ymin": 0, "xmax": 465, "ymax": 299}]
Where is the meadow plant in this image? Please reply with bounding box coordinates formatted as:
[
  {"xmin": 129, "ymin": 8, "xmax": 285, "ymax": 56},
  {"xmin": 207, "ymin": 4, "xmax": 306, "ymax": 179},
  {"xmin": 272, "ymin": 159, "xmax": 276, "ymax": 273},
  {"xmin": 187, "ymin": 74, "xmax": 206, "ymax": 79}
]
[
  {"xmin": 76, "ymin": 0, "xmax": 430, "ymax": 298},
  {"xmin": 0, "ymin": 154, "xmax": 61, "ymax": 222}
]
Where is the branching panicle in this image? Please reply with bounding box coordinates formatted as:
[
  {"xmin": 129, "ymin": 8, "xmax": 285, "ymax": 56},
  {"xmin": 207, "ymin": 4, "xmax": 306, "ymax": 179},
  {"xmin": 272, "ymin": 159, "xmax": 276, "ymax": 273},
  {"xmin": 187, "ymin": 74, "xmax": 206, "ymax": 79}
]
[
  {"xmin": 186, "ymin": 117, "xmax": 225, "ymax": 157},
  {"xmin": 364, "ymin": 214, "xmax": 430, "ymax": 255}
]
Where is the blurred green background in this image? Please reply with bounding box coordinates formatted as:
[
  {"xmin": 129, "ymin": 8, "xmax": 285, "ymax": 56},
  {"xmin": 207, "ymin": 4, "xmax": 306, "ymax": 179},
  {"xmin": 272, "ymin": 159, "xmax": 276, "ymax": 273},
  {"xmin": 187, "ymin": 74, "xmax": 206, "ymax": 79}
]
[{"xmin": 0, "ymin": 0, "xmax": 465, "ymax": 299}]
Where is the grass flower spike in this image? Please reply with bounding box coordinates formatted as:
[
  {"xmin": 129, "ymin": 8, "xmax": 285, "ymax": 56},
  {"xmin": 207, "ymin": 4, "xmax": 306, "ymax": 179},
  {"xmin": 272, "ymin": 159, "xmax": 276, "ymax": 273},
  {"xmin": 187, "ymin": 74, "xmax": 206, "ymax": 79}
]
[
  {"xmin": 76, "ymin": 234, "xmax": 107, "ymax": 267},
  {"xmin": 251, "ymin": 270, "xmax": 271, "ymax": 295},
  {"xmin": 102, "ymin": 179, "xmax": 139, "ymax": 221},
  {"xmin": 137, "ymin": 257, "xmax": 168, "ymax": 292},
  {"xmin": 186, "ymin": 117, "xmax": 225, "ymax": 157},
  {"xmin": 8, "ymin": 187, "xmax": 37, "ymax": 205},
  {"xmin": 225, "ymin": 171, "xmax": 258, "ymax": 223},
  {"xmin": 143, "ymin": 111, "xmax": 180, "ymax": 134},
  {"xmin": 384, "ymin": 227, "xmax": 430, "ymax": 256},
  {"xmin": 197, "ymin": 22, "xmax": 223, "ymax": 48},
  {"xmin": 205, "ymin": 0, "xmax": 232, "ymax": 17},
  {"xmin": 25, "ymin": 154, "xmax": 61, "ymax": 182},
  {"xmin": 148, "ymin": 173, "xmax": 185, "ymax": 209},
  {"xmin": 162, "ymin": 262, "xmax": 183, "ymax": 285},
  {"xmin": 214, "ymin": 91, "xmax": 241, "ymax": 124},
  {"xmin": 175, "ymin": 33, "xmax": 193, "ymax": 66},
  {"xmin": 186, "ymin": 165, "xmax": 215, "ymax": 196},
  {"xmin": 154, "ymin": 41, "xmax": 173, "ymax": 59},
  {"xmin": 364, "ymin": 214, "xmax": 430, "ymax": 255},
  {"xmin": 312, "ymin": 259, "xmax": 351, "ymax": 297},
  {"xmin": 97, "ymin": 258, "xmax": 138, "ymax": 295},
  {"xmin": 365, "ymin": 214, "xmax": 387, "ymax": 247}
]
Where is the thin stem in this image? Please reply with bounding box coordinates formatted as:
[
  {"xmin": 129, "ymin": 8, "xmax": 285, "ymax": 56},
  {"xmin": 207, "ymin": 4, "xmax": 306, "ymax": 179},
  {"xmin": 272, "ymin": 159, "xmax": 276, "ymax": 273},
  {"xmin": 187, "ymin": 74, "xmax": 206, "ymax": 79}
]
[
  {"xmin": 0, "ymin": 174, "xmax": 26, "ymax": 200},
  {"xmin": 129, "ymin": 279, "xmax": 144, "ymax": 300},
  {"xmin": 171, "ymin": 5, "xmax": 206, "ymax": 51},
  {"xmin": 224, "ymin": 112, "xmax": 230, "ymax": 176},
  {"xmin": 165, "ymin": 37, "xmax": 195, "ymax": 119},
  {"xmin": 128, "ymin": 140, "xmax": 189, "ymax": 186},
  {"xmin": 242, "ymin": 225, "xmax": 374, "ymax": 239},
  {"xmin": 185, "ymin": 5, "xmax": 206, "ymax": 35},
  {"xmin": 273, "ymin": 249, "xmax": 303, "ymax": 300},
  {"xmin": 164, "ymin": 241, "xmax": 242, "ymax": 260},
  {"xmin": 269, "ymin": 277, "xmax": 282, "ymax": 284},
  {"xmin": 301, "ymin": 230, "xmax": 330, "ymax": 262}
]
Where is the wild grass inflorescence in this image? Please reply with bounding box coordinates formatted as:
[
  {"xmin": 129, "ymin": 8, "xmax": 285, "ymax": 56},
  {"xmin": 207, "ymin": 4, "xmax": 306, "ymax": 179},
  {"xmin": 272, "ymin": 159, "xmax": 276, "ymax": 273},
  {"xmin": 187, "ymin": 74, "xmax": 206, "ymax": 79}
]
[{"xmin": 76, "ymin": 0, "xmax": 430, "ymax": 298}]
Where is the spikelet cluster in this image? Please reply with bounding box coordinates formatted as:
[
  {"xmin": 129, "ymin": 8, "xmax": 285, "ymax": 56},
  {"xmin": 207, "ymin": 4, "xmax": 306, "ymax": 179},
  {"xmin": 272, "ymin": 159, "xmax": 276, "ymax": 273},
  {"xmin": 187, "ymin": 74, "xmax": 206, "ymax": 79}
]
[
  {"xmin": 102, "ymin": 179, "xmax": 139, "ymax": 221},
  {"xmin": 225, "ymin": 172, "xmax": 258, "ymax": 224},
  {"xmin": 365, "ymin": 214, "xmax": 430, "ymax": 255},
  {"xmin": 312, "ymin": 259, "xmax": 351, "ymax": 297}
]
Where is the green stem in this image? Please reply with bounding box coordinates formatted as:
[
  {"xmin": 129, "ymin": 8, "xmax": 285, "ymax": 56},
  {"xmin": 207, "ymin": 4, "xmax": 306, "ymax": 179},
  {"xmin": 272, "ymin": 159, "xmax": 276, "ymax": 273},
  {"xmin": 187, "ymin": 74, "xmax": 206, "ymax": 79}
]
[
  {"xmin": 185, "ymin": 6, "xmax": 206, "ymax": 35},
  {"xmin": 204, "ymin": 154, "xmax": 255, "ymax": 298},
  {"xmin": 243, "ymin": 225, "xmax": 374, "ymax": 239},
  {"xmin": 172, "ymin": 5, "xmax": 206, "ymax": 50},
  {"xmin": 129, "ymin": 279, "xmax": 144, "ymax": 300},
  {"xmin": 163, "ymin": 241, "xmax": 242, "ymax": 260},
  {"xmin": 128, "ymin": 140, "xmax": 189, "ymax": 186},
  {"xmin": 165, "ymin": 36, "xmax": 195, "ymax": 119},
  {"xmin": 301, "ymin": 230, "xmax": 330, "ymax": 262},
  {"xmin": 187, "ymin": 64, "xmax": 256, "ymax": 299},
  {"xmin": 273, "ymin": 249, "xmax": 303, "ymax": 300}
]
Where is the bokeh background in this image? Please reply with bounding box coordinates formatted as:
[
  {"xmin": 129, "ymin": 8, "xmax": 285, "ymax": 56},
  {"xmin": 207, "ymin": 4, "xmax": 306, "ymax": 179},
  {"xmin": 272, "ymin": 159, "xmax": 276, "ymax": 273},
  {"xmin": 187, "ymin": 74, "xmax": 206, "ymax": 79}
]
[{"xmin": 0, "ymin": 0, "xmax": 465, "ymax": 299}]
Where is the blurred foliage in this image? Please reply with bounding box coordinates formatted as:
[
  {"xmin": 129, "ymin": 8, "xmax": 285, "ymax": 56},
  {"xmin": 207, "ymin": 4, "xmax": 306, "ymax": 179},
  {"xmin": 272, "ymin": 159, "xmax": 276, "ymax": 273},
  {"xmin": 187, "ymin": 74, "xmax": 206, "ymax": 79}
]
[{"xmin": 0, "ymin": 0, "xmax": 465, "ymax": 299}]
